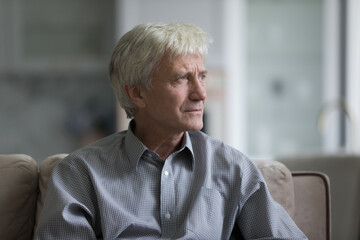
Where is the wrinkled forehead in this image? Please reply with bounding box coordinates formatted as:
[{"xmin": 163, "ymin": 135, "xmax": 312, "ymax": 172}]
[{"xmin": 156, "ymin": 52, "xmax": 206, "ymax": 73}]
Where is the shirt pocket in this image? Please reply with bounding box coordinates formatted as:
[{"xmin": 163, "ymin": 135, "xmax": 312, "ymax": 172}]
[{"xmin": 185, "ymin": 187, "xmax": 224, "ymax": 239}]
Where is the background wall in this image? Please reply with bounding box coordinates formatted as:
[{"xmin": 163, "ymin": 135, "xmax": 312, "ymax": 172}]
[
  {"xmin": 0, "ymin": 0, "xmax": 116, "ymax": 162},
  {"xmin": 0, "ymin": 72, "xmax": 115, "ymax": 160},
  {"xmin": 246, "ymin": 0, "xmax": 323, "ymax": 157}
]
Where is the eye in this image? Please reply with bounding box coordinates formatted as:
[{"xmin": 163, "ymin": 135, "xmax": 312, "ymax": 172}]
[
  {"xmin": 175, "ymin": 74, "xmax": 188, "ymax": 82},
  {"xmin": 199, "ymin": 72, "xmax": 207, "ymax": 81}
]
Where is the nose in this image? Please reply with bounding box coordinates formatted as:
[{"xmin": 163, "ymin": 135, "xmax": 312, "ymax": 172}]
[{"xmin": 189, "ymin": 77, "xmax": 207, "ymax": 101}]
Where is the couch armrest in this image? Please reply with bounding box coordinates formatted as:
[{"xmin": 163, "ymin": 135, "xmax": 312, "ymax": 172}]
[
  {"xmin": 0, "ymin": 154, "xmax": 38, "ymax": 240},
  {"xmin": 292, "ymin": 171, "xmax": 331, "ymax": 240}
]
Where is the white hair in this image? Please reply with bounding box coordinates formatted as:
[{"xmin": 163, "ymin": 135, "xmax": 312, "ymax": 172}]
[{"xmin": 109, "ymin": 22, "xmax": 210, "ymax": 118}]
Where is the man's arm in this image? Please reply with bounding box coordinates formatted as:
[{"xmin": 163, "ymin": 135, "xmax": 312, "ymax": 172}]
[
  {"xmin": 236, "ymin": 162, "xmax": 308, "ymax": 240},
  {"xmin": 34, "ymin": 159, "xmax": 99, "ymax": 239}
]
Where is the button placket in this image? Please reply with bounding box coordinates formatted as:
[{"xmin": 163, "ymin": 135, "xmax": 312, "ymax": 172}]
[{"xmin": 160, "ymin": 165, "xmax": 176, "ymax": 238}]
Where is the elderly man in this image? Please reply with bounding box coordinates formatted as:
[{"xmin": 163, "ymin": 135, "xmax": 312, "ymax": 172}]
[{"xmin": 35, "ymin": 23, "xmax": 307, "ymax": 239}]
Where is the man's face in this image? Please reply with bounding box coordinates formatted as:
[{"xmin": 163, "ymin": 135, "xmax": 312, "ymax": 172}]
[{"xmin": 139, "ymin": 53, "xmax": 207, "ymax": 135}]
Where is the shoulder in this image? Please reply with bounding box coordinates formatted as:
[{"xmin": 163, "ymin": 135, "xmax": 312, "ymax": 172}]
[
  {"xmin": 188, "ymin": 132, "xmax": 263, "ymax": 196},
  {"xmin": 189, "ymin": 131, "xmax": 248, "ymax": 162},
  {"xmin": 60, "ymin": 131, "xmax": 128, "ymax": 170},
  {"xmin": 188, "ymin": 131, "xmax": 254, "ymax": 172}
]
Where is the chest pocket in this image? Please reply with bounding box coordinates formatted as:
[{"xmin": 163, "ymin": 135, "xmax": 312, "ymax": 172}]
[{"xmin": 185, "ymin": 187, "xmax": 225, "ymax": 239}]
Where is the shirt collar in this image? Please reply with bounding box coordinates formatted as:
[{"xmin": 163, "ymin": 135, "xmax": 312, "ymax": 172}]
[
  {"xmin": 182, "ymin": 131, "xmax": 195, "ymax": 169},
  {"xmin": 124, "ymin": 120, "xmax": 195, "ymax": 170},
  {"xmin": 125, "ymin": 120, "xmax": 148, "ymax": 170}
]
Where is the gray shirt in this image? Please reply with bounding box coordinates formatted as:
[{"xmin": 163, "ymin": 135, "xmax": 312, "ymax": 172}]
[{"xmin": 35, "ymin": 123, "xmax": 307, "ymax": 239}]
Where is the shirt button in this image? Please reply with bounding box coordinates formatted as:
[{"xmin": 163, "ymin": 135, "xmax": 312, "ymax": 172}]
[
  {"xmin": 165, "ymin": 212, "xmax": 171, "ymax": 219},
  {"xmin": 164, "ymin": 170, "xmax": 169, "ymax": 176}
]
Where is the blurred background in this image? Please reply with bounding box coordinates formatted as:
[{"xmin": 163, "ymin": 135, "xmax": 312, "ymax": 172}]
[{"xmin": 1, "ymin": 0, "xmax": 360, "ymax": 161}]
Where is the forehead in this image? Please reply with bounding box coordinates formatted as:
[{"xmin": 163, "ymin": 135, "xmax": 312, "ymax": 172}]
[{"xmin": 158, "ymin": 53, "xmax": 206, "ymax": 72}]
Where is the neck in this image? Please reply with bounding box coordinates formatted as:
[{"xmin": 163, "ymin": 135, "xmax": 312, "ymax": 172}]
[{"xmin": 132, "ymin": 119, "xmax": 184, "ymax": 160}]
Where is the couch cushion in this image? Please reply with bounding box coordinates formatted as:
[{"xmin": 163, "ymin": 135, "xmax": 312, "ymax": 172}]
[
  {"xmin": 34, "ymin": 154, "xmax": 68, "ymax": 230},
  {"xmin": 0, "ymin": 154, "xmax": 38, "ymax": 240},
  {"xmin": 252, "ymin": 160, "xmax": 295, "ymax": 218}
]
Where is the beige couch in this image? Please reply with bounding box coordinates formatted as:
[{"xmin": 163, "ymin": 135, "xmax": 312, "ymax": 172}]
[
  {"xmin": 279, "ymin": 154, "xmax": 360, "ymax": 240},
  {"xmin": 0, "ymin": 154, "xmax": 330, "ymax": 240}
]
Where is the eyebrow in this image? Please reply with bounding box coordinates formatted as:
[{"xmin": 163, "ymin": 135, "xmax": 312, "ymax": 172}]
[
  {"xmin": 176, "ymin": 70, "xmax": 207, "ymax": 76},
  {"xmin": 172, "ymin": 69, "xmax": 208, "ymax": 79},
  {"xmin": 199, "ymin": 70, "xmax": 208, "ymax": 75}
]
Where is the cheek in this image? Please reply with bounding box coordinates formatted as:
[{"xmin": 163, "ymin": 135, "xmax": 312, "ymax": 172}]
[
  {"xmin": 149, "ymin": 87, "xmax": 187, "ymax": 112},
  {"xmin": 163, "ymin": 92, "xmax": 187, "ymax": 108},
  {"xmin": 152, "ymin": 96, "xmax": 180, "ymax": 114}
]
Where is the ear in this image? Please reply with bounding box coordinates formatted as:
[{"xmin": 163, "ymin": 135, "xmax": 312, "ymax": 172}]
[{"xmin": 124, "ymin": 85, "xmax": 147, "ymax": 108}]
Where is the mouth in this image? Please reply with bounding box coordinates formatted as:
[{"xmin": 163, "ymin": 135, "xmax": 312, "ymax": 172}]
[{"xmin": 184, "ymin": 108, "xmax": 203, "ymax": 113}]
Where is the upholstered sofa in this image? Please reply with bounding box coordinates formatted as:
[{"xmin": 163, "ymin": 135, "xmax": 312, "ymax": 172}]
[
  {"xmin": 0, "ymin": 154, "xmax": 330, "ymax": 240},
  {"xmin": 279, "ymin": 154, "xmax": 360, "ymax": 240}
]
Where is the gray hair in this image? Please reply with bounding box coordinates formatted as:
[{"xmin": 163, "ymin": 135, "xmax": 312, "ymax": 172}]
[{"xmin": 109, "ymin": 22, "xmax": 210, "ymax": 118}]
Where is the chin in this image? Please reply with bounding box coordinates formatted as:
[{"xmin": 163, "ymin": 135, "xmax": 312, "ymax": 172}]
[{"xmin": 185, "ymin": 123, "xmax": 203, "ymax": 132}]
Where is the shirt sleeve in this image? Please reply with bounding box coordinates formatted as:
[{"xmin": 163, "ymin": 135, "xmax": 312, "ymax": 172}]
[
  {"xmin": 236, "ymin": 161, "xmax": 308, "ymax": 240},
  {"xmin": 34, "ymin": 158, "xmax": 100, "ymax": 239}
]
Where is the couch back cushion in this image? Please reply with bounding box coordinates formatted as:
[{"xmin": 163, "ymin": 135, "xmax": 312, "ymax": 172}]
[
  {"xmin": 0, "ymin": 154, "xmax": 38, "ymax": 240},
  {"xmin": 252, "ymin": 160, "xmax": 295, "ymax": 218}
]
